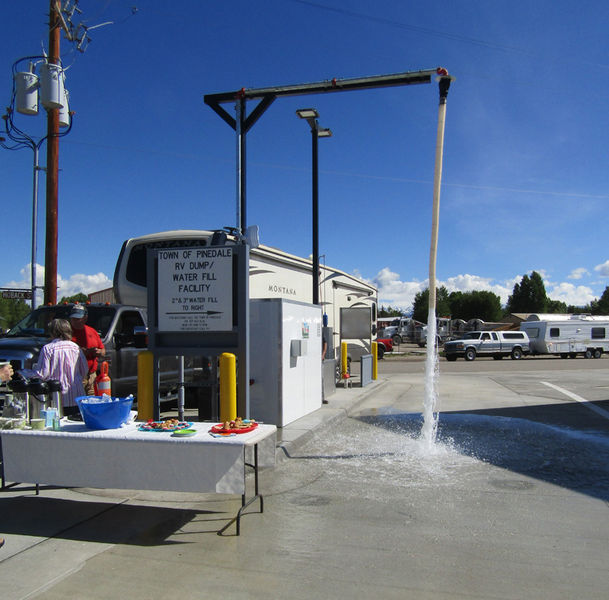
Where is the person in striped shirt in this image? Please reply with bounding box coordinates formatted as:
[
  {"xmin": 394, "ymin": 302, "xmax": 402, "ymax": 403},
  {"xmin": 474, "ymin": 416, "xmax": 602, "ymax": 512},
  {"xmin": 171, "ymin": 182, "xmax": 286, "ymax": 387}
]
[{"xmin": 27, "ymin": 319, "xmax": 88, "ymax": 416}]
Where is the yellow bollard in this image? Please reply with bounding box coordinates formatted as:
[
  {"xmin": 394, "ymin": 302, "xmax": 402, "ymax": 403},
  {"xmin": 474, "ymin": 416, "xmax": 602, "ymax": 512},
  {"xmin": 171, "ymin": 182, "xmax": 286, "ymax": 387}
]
[
  {"xmin": 341, "ymin": 341, "xmax": 348, "ymax": 377},
  {"xmin": 137, "ymin": 351, "xmax": 155, "ymax": 421},
  {"xmin": 372, "ymin": 341, "xmax": 378, "ymax": 380},
  {"xmin": 219, "ymin": 352, "xmax": 237, "ymax": 422}
]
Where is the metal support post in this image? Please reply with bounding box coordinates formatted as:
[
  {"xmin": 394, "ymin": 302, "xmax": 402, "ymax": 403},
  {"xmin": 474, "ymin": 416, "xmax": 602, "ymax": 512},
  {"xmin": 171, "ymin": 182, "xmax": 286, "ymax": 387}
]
[
  {"xmin": 236, "ymin": 95, "xmax": 247, "ymax": 234},
  {"xmin": 31, "ymin": 146, "xmax": 41, "ymax": 308}
]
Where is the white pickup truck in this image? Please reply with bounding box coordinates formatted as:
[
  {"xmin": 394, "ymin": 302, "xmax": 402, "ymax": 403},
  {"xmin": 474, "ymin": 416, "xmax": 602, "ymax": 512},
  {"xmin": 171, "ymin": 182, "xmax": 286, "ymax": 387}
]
[{"xmin": 443, "ymin": 330, "xmax": 530, "ymax": 361}]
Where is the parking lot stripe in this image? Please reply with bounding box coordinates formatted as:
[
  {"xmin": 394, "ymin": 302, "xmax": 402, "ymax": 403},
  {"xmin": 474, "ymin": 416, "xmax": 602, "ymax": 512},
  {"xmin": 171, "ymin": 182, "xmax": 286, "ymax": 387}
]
[{"xmin": 541, "ymin": 381, "xmax": 609, "ymax": 420}]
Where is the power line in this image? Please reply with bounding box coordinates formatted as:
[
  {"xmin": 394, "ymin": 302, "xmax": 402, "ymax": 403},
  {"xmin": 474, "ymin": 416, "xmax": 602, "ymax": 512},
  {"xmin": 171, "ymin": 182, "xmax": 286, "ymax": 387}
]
[
  {"xmin": 58, "ymin": 138, "xmax": 609, "ymax": 202},
  {"xmin": 289, "ymin": 0, "xmax": 609, "ymax": 70},
  {"xmin": 291, "ymin": 0, "xmax": 531, "ymax": 54}
]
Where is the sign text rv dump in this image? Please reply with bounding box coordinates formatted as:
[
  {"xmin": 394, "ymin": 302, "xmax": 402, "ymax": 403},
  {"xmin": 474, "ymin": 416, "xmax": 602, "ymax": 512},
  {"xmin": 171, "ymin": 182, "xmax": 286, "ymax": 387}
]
[{"xmin": 157, "ymin": 246, "xmax": 233, "ymax": 332}]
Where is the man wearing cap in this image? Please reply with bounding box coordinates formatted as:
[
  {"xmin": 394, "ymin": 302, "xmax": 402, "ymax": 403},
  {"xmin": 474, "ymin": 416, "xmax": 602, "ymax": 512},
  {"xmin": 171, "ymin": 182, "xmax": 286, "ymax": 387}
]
[{"xmin": 69, "ymin": 305, "xmax": 105, "ymax": 395}]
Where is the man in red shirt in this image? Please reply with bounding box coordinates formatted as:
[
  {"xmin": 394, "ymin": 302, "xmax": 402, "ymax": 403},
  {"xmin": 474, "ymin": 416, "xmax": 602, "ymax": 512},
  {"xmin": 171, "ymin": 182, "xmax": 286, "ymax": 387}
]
[{"xmin": 69, "ymin": 305, "xmax": 105, "ymax": 395}]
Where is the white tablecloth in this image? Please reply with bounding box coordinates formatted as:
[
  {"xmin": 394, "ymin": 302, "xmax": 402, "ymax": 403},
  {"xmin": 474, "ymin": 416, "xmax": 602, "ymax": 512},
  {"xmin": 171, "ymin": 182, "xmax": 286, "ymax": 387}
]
[{"xmin": 0, "ymin": 421, "xmax": 276, "ymax": 495}]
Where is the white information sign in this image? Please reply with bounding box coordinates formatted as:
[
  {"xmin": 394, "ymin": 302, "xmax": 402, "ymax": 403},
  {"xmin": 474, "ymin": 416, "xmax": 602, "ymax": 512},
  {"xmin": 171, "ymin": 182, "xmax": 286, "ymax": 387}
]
[{"xmin": 157, "ymin": 246, "xmax": 233, "ymax": 332}]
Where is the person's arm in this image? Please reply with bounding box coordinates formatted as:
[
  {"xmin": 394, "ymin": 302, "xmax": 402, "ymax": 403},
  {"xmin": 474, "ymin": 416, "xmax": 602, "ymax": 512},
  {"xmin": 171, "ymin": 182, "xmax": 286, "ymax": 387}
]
[
  {"xmin": 92, "ymin": 330, "xmax": 105, "ymax": 358},
  {"xmin": 30, "ymin": 346, "xmax": 51, "ymax": 379}
]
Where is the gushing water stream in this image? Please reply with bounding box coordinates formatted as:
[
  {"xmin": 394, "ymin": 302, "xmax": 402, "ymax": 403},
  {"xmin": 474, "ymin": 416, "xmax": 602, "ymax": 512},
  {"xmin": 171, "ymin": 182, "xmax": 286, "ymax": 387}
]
[
  {"xmin": 419, "ymin": 75, "xmax": 451, "ymax": 449},
  {"xmin": 420, "ymin": 307, "xmax": 439, "ymax": 448}
]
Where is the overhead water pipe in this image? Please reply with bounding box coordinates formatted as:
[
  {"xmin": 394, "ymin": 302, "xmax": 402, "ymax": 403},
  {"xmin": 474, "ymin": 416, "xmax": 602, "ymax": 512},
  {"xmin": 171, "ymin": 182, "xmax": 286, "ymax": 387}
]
[{"xmin": 428, "ymin": 71, "xmax": 452, "ymax": 315}]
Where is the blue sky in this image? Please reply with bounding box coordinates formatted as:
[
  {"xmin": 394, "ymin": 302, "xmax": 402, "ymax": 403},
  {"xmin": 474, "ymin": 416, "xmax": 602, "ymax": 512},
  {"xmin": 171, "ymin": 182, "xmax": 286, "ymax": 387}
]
[{"xmin": 1, "ymin": 1, "xmax": 608, "ymax": 311}]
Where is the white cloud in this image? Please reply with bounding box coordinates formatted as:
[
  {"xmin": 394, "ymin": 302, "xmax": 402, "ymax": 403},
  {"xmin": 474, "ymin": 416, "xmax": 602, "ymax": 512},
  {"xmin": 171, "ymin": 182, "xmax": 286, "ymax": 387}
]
[
  {"xmin": 568, "ymin": 267, "xmax": 589, "ymax": 280},
  {"xmin": 3, "ymin": 263, "xmax": 112, "ymax": 304},
  {"xmin": 547, "ymin": 282, "xmax": 596, "ymax": 306},
  {"xmin": 372, "ymin": 267, "xmax": 425, "ymax": 311},
  {"xmin": 373, "ymin": 268, "xmax": 518, "ymax": 310},
  {"xmin": 57, "ymin": 272, "xmax": 112, "ymax": 298},
  {"xmin": 373, "ymin": 267, "xmax": 599, "ymax": 313},
  {"xmin": 594, "ymin": 261, "xmax": 609, "ymax": 277}
]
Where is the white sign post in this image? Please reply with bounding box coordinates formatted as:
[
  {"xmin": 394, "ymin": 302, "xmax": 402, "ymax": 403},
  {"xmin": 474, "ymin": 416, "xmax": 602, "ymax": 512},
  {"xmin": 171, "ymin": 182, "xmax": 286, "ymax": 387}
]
[{"xmin": 157, "ymin": 246, "xmax": 233, "ymax": 332}]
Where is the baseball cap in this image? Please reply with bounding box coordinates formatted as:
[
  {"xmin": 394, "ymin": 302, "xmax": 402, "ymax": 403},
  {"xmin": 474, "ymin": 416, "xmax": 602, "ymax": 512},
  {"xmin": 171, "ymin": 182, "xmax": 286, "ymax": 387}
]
[{"xmin": 69, "ymin": 305, "xmax": 87, "ymax": 319}]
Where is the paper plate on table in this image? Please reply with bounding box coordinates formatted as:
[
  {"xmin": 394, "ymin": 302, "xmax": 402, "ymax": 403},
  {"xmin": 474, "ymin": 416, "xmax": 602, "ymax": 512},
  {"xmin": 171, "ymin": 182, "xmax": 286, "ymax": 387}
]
[
  {"xmin": 139, "ymin": 421, "xmax": 193, "ymax": 432},
  {"xmin": 171, "ymin": 428, "xmax": 197, "ymax": 437}
]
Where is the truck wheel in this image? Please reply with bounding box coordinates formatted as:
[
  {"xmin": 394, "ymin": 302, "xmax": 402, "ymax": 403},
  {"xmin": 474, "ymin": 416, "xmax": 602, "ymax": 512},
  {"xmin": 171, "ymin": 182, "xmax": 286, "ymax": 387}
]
[
  {"xmin": 493, "ymin": 354, "xmax": 503, "ymax": 360},
  {"xmin": 569, "ymin": 353, "xmax": 577, "ymax": 359},
  {"xmin": 510, "ymin": 348, "xmax": 523, "ymax": 360},
  {"xmin": 594, "ymin": 349, "xmax": 602, "ymax": 359},
  {"xmin": 445, "ymin": 354, "xmax": 457, "ymax": 361},
  {"xmin": 584, "ymin": 349, "xmax": 593, "ymax": 359},
  {"xmin": 392, "ymin": 334, "xmax": 401, "ymax": 346},
  {"xmin": 464, "ymin": 348, "xmax": 476, "ymax": 361}
]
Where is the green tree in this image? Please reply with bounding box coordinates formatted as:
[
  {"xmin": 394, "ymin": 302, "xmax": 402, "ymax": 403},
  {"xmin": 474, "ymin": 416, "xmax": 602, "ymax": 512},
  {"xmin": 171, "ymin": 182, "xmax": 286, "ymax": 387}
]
[
  {"xmin": 412, "ymin": 286, "xmax": 451, "ymax": 323},
  {"xmin": 0, "ymin": 297, "xmax": 30, "ymax": 331},
  {"xmin": 58, "ymin": 292, "xmax": 88, "ymax": 304},
  {"xmin": 505, "ymin": 271, "xmax": 548, "ymax": 314},
  {"xmin": 546, "ymin": 299, "xmax": 568, "ymax": 313},
  {"xmin": 378, "ymin": 305, "xmax": 404, "ymax": 318},
  {"xmin": 592, "ymin": 287, "xmax": 609, "ymax": 315},
  {"xmin": 448, "ymin": 290, "xmax": 502, "ymax": 321},
  {"xmin": 568, "ymin": 302, "xmax": 598, "ymax": 314}
]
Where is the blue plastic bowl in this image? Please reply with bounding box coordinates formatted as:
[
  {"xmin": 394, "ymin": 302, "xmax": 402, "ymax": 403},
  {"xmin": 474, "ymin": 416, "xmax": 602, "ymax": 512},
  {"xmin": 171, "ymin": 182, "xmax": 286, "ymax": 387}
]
[{"xmin": 76, "ymin": 396, "xmax": 133, "ymax": 430}]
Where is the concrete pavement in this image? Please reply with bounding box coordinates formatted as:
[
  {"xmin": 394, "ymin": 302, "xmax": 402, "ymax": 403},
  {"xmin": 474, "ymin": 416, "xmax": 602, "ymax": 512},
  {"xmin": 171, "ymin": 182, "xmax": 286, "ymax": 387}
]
[
  {"xmin": 1, "ymin": 365, "xmax": 608, "ymax": 599},
  {"xmin": 0, "ymin": 374, "xmax": 385, "ymax": 599}
]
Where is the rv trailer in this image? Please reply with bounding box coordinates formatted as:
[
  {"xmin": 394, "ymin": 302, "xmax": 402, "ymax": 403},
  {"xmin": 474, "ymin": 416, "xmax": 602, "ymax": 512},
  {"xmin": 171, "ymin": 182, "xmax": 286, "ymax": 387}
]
[
  {"xmin": 113, "ymin": 229, "xmax": 378, "ymax": 366},
  {"xmin": 520, "ymin": 314, "xmax": 609, "ymax": 358}
]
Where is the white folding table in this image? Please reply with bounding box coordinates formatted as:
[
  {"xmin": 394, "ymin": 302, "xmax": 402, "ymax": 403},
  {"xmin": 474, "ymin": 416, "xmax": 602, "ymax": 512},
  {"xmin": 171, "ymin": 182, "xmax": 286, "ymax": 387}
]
[{"xmin": 0, "ymin": 421, "xmax": 277, "ymax": 535}]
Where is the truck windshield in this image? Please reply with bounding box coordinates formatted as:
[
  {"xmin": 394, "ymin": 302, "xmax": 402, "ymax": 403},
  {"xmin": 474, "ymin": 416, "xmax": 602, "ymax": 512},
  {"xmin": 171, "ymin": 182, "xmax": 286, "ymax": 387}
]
[
  {"xmin": 465, "ymin": 332, "xmax": 482, "ymax": 340},
  {"xmin": 7, "ymin": 306, "xmax": 116, "ymax": 339}
]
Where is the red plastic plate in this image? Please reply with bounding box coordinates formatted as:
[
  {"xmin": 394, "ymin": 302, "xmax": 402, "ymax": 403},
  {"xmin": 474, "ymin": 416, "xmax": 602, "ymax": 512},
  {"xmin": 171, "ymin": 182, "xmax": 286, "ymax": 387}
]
[{"xmin": 210, "ymin": 422, "xmax": 258, "ymax": 434}]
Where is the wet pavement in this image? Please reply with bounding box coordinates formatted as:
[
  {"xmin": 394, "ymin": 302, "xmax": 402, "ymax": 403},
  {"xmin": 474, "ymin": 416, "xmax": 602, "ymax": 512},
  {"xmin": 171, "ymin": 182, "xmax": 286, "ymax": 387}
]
[{"xmin": 1, "ymin": 365, "xmax": 609, "ymax": 599}]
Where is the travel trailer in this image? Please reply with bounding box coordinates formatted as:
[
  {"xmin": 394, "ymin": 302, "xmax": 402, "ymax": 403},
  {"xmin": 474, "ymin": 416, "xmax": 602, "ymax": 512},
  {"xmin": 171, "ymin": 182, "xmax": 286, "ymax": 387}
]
[
  {"xmin": 113, "ymin": 229, "xmax": 378, "ymax": 365},
  {"xmin": 520, "ymin": 314, "xmax": 609, "ymax": 358}
]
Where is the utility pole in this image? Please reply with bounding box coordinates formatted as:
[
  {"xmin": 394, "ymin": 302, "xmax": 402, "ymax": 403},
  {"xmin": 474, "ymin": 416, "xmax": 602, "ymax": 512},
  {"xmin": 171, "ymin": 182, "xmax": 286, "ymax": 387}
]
[{"xmin": 44, "ymin": 0, "xmax": 60, "ymax": 305}]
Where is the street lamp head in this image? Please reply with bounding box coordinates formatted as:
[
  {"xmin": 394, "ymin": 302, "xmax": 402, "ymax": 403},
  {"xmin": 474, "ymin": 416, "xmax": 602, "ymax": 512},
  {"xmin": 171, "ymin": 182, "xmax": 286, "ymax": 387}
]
[
  {"xmin": 296, "ymin": 108, "xmax": 319, "ymax": 120},
  {"xmin": 317, "ymin": 128, "xmax": 332, "ymax": 138}
]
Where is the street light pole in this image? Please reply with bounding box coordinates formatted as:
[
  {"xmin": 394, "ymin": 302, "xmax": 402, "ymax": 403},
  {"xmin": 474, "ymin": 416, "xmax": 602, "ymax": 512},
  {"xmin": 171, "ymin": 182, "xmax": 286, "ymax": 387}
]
[
  {"xmin": 1, "ymin": 121, "xmax": 46, "ymax": 309},
  {"xmin": 31, "ymin": 145, "xmax": 41, "ymax": 308},
  {"xmin": 311, "ymin": 122, "xmax": 320, "ymax": 305},
  {"xmin": 1, "ymin": 55, "xmax": 74, "ymax": 308},
  {"xmin": 296, "ymin": 108, "xmax": 331, "ymax": 305}
]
